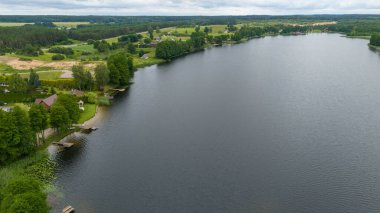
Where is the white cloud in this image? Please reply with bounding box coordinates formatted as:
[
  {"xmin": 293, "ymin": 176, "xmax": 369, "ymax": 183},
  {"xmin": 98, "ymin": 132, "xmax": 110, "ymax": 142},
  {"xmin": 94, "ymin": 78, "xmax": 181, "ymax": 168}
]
[{"xmin": 1, "ymin": 0, "xmax": 380, "ymax": 15}]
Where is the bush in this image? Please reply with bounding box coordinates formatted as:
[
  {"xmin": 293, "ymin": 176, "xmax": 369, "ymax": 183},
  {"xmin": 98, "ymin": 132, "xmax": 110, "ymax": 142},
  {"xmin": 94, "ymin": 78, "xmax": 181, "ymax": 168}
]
[
  {"xmin": 81, "ymin": 51, "xmax": 91, "ymax": 56},
  {"xmin": 98, "ymin": 96, "xmax": 110, "ymax": 106},
  {"xmin": 51, "ymin": 54, "xmax": 65, "ymax": 61},
  {"xmin": 19, "ymin": 57, "xmax": 32, "ymax": 61},
  {"xmin": 48, "ymin": 47, "xmax": 74, "ymax": 55},
  {"xmin": 40, "ymin": 79, "xmax": 75, "ymax": 89},
  {"xmin": 0, "ymin": 176, "xmax": 48, "ymax": 213},
  {"xmin": 0, "ymin": 93, "xmax": 48, "ymax": 103},
  {"xmin": 86, "ymin": 92, "xmax": 97, "ymax": 104}
]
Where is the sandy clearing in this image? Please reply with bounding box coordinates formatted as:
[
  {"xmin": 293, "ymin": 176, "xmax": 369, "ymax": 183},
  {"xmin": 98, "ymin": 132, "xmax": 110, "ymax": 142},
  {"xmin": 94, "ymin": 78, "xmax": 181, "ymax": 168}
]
[{"xmin": 0, "ymin": 56, "xmax": 99, "ymax": 70}]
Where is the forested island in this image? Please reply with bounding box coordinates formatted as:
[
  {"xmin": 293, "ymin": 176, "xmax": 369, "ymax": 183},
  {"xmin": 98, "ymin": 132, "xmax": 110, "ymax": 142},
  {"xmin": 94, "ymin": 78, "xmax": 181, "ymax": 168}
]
[{"xmin": 2, "ymin": 15, "xmax": 380, "ymax": 212}]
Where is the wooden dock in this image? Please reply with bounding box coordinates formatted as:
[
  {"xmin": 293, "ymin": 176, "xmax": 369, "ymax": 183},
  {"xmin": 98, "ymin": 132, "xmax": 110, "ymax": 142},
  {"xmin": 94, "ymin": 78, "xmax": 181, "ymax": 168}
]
[
  {"xmin": 62, "ymin": 205, "xmax": 75, "ymax": 213},
  {"xmin": 110, "ymin": 88, "xmax": 126, "ymax": 92},
  {"xmin": 52, "ymin": 141, "xmax": 74, "ymax": 148},
  {"xmin": 80, "ymin": 126, "xmax": 98, "ymax": 134}
]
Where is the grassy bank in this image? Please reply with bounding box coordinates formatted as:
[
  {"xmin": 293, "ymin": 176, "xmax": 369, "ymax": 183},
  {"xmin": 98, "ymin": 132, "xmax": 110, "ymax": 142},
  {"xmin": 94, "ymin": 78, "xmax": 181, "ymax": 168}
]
[{"xmin": 78, "ymin": 104, "xmax": 97, "ymax": 124}]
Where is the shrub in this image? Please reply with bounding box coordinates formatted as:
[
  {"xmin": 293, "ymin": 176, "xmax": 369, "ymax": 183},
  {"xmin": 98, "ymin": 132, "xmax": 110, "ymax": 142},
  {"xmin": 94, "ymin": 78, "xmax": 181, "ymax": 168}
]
[
  {"xmin": 98, "ymin": 96, "xmax": 110, "ymax": 106},
  {"xmin": 86, "ymin": 92, "xmax": 97, "ymax": 104},
  {"xmin": 51, "ymin": 54, "xmax": 65, "ymax": 61},
  {"xmin": 48, "ymin": 47, "xmax": 74, "ymax": 55}
]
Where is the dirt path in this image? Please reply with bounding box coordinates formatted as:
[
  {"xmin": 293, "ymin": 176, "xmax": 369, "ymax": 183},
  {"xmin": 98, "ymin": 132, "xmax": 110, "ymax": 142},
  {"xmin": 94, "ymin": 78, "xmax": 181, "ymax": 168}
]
[{"xmin": 60, "ymin": 70, "xmax": 73, "ymax": 78}]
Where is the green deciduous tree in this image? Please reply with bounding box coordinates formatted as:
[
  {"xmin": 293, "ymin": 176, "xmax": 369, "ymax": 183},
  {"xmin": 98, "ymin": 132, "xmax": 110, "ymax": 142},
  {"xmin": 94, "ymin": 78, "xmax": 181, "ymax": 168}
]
[
  {"xmin": 50, "ymin": 104, "xmax": 70, "ymax": 131},
  {"xmin": 127, "ymin": 42, "xmax": 136, "ymax": 54},
  {"xmin": 29, "ymin": 104, "xmax": 48, "ymax": 145},
  {"xmin": 28, "ymin": 69, "xmax": 40, "ymax": 88},
  {"xmin": 57, "ymin": 94, "xmax": 80, "ymax": 124},
  {"xmin": 0, "ymin": 107, "xmax": 34, "ymax": 165},
  {"xmin": 107, "ymin": 52, "xmax": 132, "ymax": 86},
  {"xmin": 190, "ymin": 32, "xmax": 206, "ymax": 50},
  {"xmin": 7, "ymin": 74, "xmax": 28, "ymax": 93},
  {"xmin": 72, "ymin": 65, "xmax": 93, "ymax": 90},
  {"xmin": 155, "ymin": 40, "xmax": 191, "ymax": 60},
  {"xmin": 370, "ymin": 33, "xmax": 380, "ymax": 46},
  {"xmin": 94, "ymin": 64, "xmax": 110, "ymax": 90}
]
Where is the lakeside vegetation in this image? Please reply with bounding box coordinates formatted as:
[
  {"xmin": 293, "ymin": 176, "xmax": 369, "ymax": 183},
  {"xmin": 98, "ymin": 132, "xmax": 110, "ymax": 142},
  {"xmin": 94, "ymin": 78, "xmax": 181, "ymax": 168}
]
[{"xmin": 3, "ymin": 14, "xmax": 380, "ymax": 212}]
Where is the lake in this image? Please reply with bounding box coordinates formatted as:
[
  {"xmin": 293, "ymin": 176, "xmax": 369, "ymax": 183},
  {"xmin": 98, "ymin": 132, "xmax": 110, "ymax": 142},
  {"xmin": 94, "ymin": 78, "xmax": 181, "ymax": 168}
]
[{"xmin": 52, "ymin": 34, "xmax": 380, "ymax": 212}]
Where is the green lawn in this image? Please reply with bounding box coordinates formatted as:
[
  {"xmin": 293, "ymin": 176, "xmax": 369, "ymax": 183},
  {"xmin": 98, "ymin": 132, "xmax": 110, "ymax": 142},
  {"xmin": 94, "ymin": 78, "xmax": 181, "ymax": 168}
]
[
  {"xmin": 78, "ymin": 104, "xmax": 97, "ymax": 124},
  {"xmin": 19, "ymin": 71, "xmax": 63, "ymax": 80},
  {"xmin": 71, "ymin": 44, "xmax": 97, "ymax": 53}
]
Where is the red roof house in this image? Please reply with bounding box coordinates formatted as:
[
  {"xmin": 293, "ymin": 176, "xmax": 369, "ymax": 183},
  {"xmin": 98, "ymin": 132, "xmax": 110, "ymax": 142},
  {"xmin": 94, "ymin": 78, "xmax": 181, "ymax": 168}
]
[{"xmin": 35, "ymin": 94, "xmax": 58, "ymax": 109}]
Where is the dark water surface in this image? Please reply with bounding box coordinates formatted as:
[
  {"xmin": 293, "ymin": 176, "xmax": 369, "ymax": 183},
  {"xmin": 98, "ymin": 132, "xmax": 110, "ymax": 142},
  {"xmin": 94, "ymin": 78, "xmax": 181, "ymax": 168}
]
[{"xmin": 53, "ymin": 34, "xmax": 380, "ymax": 212}]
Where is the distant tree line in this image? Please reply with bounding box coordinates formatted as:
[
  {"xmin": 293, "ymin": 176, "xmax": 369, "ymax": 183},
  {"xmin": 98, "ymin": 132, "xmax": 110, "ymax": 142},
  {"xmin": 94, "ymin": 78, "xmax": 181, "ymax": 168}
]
[
  {"xmin": 4, "ymin": 15, "xmax": 380, "ymax": 25},
  {"xmin": 0, "ymin": 25, "xmax": 68, "ymax": 55}
]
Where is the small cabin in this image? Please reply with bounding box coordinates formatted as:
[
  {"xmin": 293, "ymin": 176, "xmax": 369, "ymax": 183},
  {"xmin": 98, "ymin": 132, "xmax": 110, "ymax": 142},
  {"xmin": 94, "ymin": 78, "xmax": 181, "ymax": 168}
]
[{"xmin": 35, "ymin": 94, "xmax": 58, "ymax": 109}]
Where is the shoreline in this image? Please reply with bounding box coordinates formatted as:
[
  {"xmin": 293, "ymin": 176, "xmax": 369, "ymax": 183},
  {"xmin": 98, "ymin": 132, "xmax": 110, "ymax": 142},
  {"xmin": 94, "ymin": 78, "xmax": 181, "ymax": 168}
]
[{"xmin": 82, "ymin": 105, "xmax": 106, "ymax": 128}]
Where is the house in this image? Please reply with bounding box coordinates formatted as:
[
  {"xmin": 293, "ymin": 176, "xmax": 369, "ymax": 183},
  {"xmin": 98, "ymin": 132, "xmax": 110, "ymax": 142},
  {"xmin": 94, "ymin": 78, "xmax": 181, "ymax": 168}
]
[
  {"xmin": 71, "ymin": 89, "xmax": 85, "ymax": 97},
  {"xmin": 35, "ymin": 94, "xmax": 58, "ymax": 109},
  {"xmin": 141, "ymin": 54, "xmax": 149, "ymax": 60}
]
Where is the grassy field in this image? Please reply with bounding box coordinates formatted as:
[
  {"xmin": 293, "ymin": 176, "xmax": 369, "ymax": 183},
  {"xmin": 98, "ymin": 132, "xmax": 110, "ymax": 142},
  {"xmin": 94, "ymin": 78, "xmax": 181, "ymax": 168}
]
[
  {"xmin": 78, "ymin": 104, "xmax": 97, "ymax": 124},
  {"xmin": 9, "ymin": 52, "xmax": 67, "ymax": 62},
  {"xmin": 105, "ymin": 36, "xmax": 120, "ymax": 44},
  {"xmin": 71, "ymin": 44, "xmax": 97, "ymax": 53},
  {"xmin": 19, "ymin": 71, "xmax": 63, "ymax": 80},
  {"xmin": 0, "ymin": 63, "xmax": 17, "ymax": 72},
  {"xmin": 0, "ymin": 22, "xmax": 31, "ymax": 27},
  {"xmin": 53, "ymin": 22, "xmax": 90, "ymax": 27}
]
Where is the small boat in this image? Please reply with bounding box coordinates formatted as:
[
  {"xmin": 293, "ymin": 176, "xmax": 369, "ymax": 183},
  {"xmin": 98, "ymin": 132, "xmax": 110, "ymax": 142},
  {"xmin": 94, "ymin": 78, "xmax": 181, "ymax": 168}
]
[
  {"xmin": 62, "ymin": 205, "xmax": 75, "ymax": 213},
  {"xmin": 90, "ymin": 127, "xmax": 98, "ymax": 131},
  {"xmin": 80, "ymin": 127, "xmax": 98, "ymax": 134}
]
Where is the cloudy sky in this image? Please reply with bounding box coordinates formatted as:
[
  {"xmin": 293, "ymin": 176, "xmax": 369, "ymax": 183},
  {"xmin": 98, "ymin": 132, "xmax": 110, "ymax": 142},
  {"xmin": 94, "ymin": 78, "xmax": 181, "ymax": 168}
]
[{"xmin": 2, "ymin": 0, "xmax": 380, "ymax": 16}]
